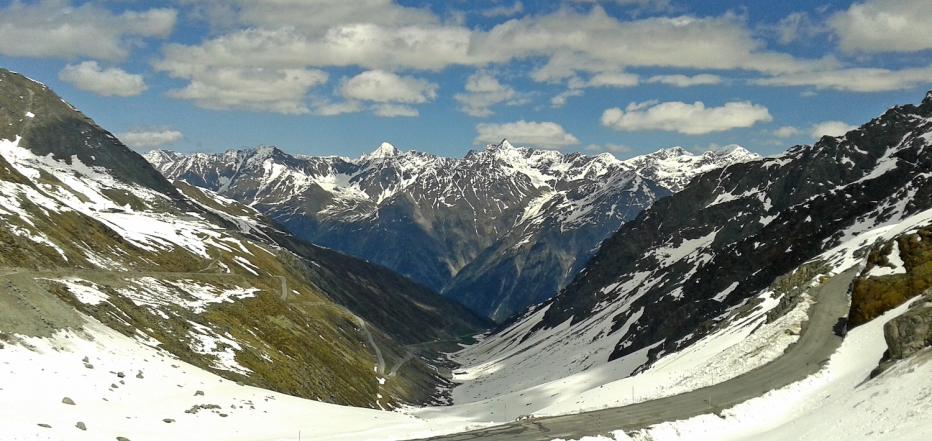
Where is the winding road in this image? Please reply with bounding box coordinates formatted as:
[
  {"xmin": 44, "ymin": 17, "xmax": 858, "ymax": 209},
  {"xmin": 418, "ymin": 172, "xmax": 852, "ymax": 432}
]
[{"xmin": 414, "ymin": 267, "xmax": 857, "ymax": 441}]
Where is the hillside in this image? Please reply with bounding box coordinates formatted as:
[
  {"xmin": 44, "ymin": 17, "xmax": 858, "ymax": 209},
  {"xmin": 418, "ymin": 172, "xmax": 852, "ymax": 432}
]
[{"xmin": 0, "ymin": 68, "xmax": 488, "ymax": 410}]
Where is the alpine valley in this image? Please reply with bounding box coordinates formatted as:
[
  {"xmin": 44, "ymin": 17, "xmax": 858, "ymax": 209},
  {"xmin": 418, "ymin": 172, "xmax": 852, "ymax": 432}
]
[{"xmin": 146, "ymin": 140, "xmax": 757, "ymax": 321}]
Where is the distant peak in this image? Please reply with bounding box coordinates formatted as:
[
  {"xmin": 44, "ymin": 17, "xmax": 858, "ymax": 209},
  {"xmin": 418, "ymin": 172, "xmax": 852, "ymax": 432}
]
[
  {"xmin": 366, "ymin": 142, "xmax": 400, "ymax": 160},
  {"xmin": 253, "ymin": 145, "xmax": 283, "ymax": 158},
  {"xmin": 707, "ymin": 145, "xmax": 759, "ymax": 160},
  {"xmin": 484, "ymin": 139, "xmax": 518, "ymax": 152},
  {"xmin": 655, "ymin": 146, "xmax": 689, "ymax": 157}
]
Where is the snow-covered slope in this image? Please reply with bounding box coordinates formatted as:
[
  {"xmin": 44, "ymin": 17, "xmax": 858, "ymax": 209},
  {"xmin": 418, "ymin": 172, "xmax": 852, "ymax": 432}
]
[
  {"xmin": 560, "ymin": 296, "xmax": 932, "ymax": 441},
  {"xmin": 441, "ymin": 90, "xmax": 932, "ymax": 407},
  {"xmin": 0, "ymin": 68, "xmax": 488, "ymax": 411},
  {"xmin": 147, "ymin": 141, "xmax": 755, "ymax": 321}
]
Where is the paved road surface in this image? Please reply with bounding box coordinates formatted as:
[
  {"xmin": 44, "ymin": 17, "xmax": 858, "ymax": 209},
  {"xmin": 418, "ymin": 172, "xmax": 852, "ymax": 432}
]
[{"xmin": 415, "ymin": 268, "xmax": 857, "ymax": 441}]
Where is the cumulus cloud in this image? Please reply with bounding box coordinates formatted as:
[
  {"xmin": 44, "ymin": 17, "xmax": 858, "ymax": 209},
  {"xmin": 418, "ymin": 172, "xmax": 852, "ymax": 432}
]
[
  {"xmin": 207, "ymin": 0, "xmax": 437, "ymax": 34},
  {"xmin": 0, "ymin": 0, "xmax": 175, "ymax": 61},
  {"xmin": 340, "ymin": 70, "xmax": 437, "ymax": 104},
  {"xmin": 770, "ymin": 12, "xmax": 823, "ymax": 45},
  {"xmin": 772, "ymin": 126, "xmax": 801, "ymax": 138},
  {"xmin": 754, "ymin": 65, "xmax": 932, "ymax": 92},
  {"xmin": 58, "ymin": 62, "xmax": 147, "ymax": 97},
  {"xmin": 646, "ymin": 74, "xmax": 722, "ymax": 87},
  {"xmin": 483, "ymin": 1, "xmax": 524, "ymax": 18},
  {"xmin": 118, "ymin": 130, "xmax": 183, "ymax": 150},
  {"xmin": 601, "ymin": 100, "xmax": 772, "ymax": 134},
  {"xmin": 586, "ymin": 72, "xmax": 640, "ymax": 88},
  {"xmin": 166, "ymin": 67, "xmax": 328, "ymax": 114},
  {"xmin": 475, "ymin": 121, "xmax": 580, "ymax": 147},
  {"xmin": 830, "ymin": 0, "xmax": 932, "ymax": 53},
  {"xmin": 810, "ymin": 121, "xmax": 856, "ymax": 138},
  {"xmin": 551, "ymin": 72, "xmax": 638, "ymax": 107},
  {"xmin": 153, "ymin": 7, "xmax": 829, "ymax": 115},
  {"xmin": 550, "ymin": 89, "xmax": 585, "ymax": 108},
  {"xmin": 455, "ymin": 72, "xmax": 526, "ymax": 117}
]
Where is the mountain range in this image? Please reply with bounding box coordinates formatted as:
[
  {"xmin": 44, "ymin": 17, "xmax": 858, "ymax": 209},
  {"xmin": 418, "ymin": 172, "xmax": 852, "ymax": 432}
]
[
  {"xmin": 147, "ymin": 141, "xmax": 757, "ymax": 321},
  {"xmin": 453, "ymin": 90, "xmax": 932, "ymax": 397}
]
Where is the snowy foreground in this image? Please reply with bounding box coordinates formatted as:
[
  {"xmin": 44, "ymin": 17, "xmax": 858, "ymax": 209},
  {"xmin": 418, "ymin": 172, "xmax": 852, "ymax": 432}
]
[
  {"xmin": 3, "ymin": 212, "xmax": 932, "ymax": 440},
  {"xmin": 3, "ymin": 284, "xmax": 929, "ymax": 441},
  {"xmin": 554, "ymin": 300, "xmax": 932, "ymax": 441}
]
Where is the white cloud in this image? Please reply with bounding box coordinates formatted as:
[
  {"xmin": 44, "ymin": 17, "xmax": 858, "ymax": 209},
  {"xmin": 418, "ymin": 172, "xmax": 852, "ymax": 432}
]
[
  {"xmin": 810, "ymin": 121, "xmax": 856, "ymax": 138},
  {"xmin": 773, "ymin": 126, "xmax": 801, "ymax": 138},
  {"xmin": 0, "ymin": 0, "xmax": 175, "ymax": 61},
  {"xmin": 551, "ymin": 71, "xmax": 638, "ymax": 108},
  {"xmin": 455, "ymin": 72, "xmax": 525, "ymax": 117},
  {"xmin": 373, "ymin": 104, "xmax": 419, "ymax": 118},
  {"xmin": 483, "ymin": 1, "xmax": 524, "ymax": 18},
  {"xmin": 754, "ymin": 65, "xmax": 932, "ymax": 92},
  {"xmin": 118, "ymin": 130, "xmax": 183, "ymax": 150},
  {"xmin": 208, "ymin": 0, "xmax": 437, "ymax": 34},
  {"xmin": 550, "ymin": 89, "xmax": 585, "ymax": 108},
  {"xmin": 167, "ymin": 67, "xmax": 328, "ymax": 114},
  {"xmin": 830, "ymin": 0, "xmax": 932, "ymax": 53},
  {"xmin": 770, "ymin": 12, "xmax": 823, "ymax": 45},
  {"xmin": 58, "ymin": 62, "xmax": 147, "ymax": 97},
  {"xmin": 340, "ymin": 70, "xmax": 437, "ymax": 104},
  {"xmin": 475, "ymin": 121, "xmax": 580, "ymax": 147},
  {"xmin": 601, "ymin": 100, "xmax": 772, "ymax": 134},
  {"xmin": 154, "ymin": 7, "xmax": 828, "ymax": 110},
  {"xmin": 646, "ymin": 74, "xmax": 722, "ymax": 87},
  {"xmin": 480, "ymin": 9, "xmax": 828, "ymax": 83},
  {"xmin": 587, "ymin": 72, "xmax": 640, "ymax": 88}
]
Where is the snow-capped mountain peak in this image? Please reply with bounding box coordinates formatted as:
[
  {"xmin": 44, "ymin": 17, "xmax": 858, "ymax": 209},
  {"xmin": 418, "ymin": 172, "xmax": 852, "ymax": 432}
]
[
  {"xmin": 621, "ymin": 144, "xmax": 761, "ymax": 192},
  {"xmin": 363, "ymin": 142, "xmax": 401, "ymax": 160}
]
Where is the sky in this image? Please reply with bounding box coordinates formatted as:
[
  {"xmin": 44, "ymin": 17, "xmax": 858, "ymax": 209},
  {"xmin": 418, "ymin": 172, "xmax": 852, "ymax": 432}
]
[{"xmin": 1, "ymin": 0, "xmax": 931, "ymax": 159}]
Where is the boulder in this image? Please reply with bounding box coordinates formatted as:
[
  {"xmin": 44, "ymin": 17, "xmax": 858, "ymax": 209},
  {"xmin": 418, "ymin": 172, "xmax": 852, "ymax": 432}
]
[{"xmin": 883, "ymin": 292, "xmax": 932, "ymax": 360}]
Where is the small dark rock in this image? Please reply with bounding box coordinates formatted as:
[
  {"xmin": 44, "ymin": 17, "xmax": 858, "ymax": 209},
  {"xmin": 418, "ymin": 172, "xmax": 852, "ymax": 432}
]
[
  {"xmin": 163, "ymin": 418, "xmax": 175, "ymax": 424},
  {"xmin": 136, "ymin": 371, "xmax": 144, "ymax": 379},
  {"xmin": 116, "ymin": 372, "xmax": 125, "ymax": 378},
  {"xmin": 37, "ymin": 423, "xmax": 51, "ymax": 428},
  {"xmin": 116, "ymin": 437, "xmax": 130, "ymax": 441},
  {"xmin": 76, "ymin": 422, "xmax": 86, "ymax": 431},
  {"xmin": 194, "ymin": 390, "xmax": 204, "ymax": 396},
  {"xmin": 62, "ymin": 397, "xmax": 75, "ymax": 405}
]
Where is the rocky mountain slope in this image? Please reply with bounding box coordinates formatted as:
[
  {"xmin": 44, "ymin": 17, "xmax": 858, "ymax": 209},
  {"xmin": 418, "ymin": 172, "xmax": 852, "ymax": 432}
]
[
  {"xmin": 147, "ymin": 141, "xmax": 756, "ymax": 321},
  {"xmin": 449, "ymin": 90, "xmax": 932, "ymax": 392},
  {"xmin": 0, "ymin": 68, "xmax": 488, "ymax": 409}
]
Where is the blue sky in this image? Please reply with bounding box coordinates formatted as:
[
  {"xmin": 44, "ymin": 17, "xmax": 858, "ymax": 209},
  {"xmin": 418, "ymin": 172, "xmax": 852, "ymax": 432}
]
[{"xmin": 1, "ymin": 0, "xmax": 931, "ymax": 158}]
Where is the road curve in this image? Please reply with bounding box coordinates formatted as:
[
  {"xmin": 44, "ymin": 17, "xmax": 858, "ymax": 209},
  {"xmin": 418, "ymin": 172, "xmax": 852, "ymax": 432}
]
[{"xmin": 413, "ymin": 267, "xmax": 857, "ymax": 441}]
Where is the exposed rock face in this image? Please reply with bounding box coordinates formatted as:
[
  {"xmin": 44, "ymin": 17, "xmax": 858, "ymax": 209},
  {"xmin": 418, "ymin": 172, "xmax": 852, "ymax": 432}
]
[{"xmin": 884, "ymin": 291, "xmax": 932, "ymax": 360}]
